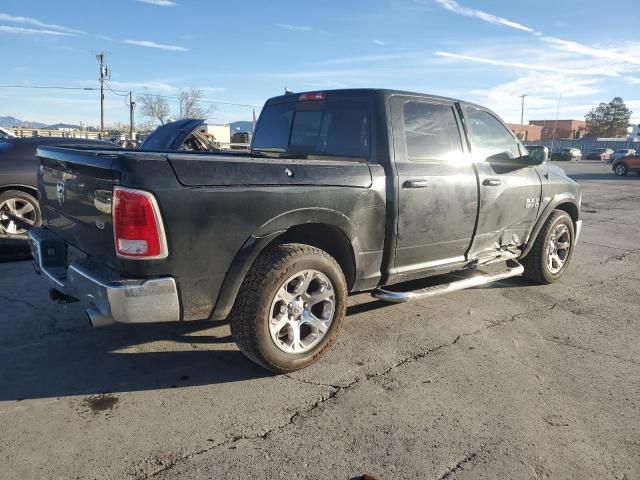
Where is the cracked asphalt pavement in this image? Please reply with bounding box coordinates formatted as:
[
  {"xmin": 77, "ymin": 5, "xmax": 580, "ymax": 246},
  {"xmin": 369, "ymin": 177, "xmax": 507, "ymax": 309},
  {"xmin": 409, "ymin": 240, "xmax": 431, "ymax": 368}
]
[{"xmin": 1, "ymin": 161, "xmax": 639, "ymax": 479}]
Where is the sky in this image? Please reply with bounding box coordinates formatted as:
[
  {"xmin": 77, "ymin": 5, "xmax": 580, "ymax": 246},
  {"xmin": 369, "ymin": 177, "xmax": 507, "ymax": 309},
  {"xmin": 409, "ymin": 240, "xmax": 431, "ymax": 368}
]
[{"xmin": 1, "ymin": 0, "xmax": 639, "ymax": 127}]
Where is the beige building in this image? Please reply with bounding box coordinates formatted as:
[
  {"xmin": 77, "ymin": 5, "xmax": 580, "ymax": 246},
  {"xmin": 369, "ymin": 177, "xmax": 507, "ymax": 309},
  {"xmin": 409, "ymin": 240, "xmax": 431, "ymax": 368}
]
[{"xmin": 198, "ymin": 124, "xmax": 231, "ymax": 148}]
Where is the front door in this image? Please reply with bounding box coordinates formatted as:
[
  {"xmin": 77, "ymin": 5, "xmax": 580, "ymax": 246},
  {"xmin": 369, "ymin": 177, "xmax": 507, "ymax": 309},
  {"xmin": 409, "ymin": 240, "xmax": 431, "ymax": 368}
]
[
  {"xmin": 390, "ymin": 96, "xmax": 479, "ymax": 280},
  {"xmin": 462, "ymin": 105, "xmax": 542, "ymax": 262}
]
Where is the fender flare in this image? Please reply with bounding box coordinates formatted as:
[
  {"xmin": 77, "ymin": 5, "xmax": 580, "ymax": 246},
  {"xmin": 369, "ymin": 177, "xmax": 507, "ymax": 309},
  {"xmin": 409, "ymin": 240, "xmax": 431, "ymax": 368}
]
[
  {"xmin": 210, "ymin": 208, "xmax": 363, "ymax": 321},
  {"xmin": 520, "ymin": 193, "xmax": 579, "ymax": 258}
]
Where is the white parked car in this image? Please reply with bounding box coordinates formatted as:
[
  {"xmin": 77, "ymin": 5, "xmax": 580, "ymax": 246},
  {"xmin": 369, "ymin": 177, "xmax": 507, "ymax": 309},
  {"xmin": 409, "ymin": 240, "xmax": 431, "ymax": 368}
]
[
  {"xmin": 0, "ymin": 127, "xmax": 15, "ymax": 140},
  {"xmin": 610, "ymin": 149, "xmax": 636, "ymax": 163}
]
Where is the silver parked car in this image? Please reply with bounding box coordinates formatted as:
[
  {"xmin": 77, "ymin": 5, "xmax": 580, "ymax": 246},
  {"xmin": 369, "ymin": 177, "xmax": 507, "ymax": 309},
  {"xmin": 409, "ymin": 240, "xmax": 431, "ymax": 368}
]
[{"xmin": 609, "ymin": 149, "xmax": 636, "ymax": 163}]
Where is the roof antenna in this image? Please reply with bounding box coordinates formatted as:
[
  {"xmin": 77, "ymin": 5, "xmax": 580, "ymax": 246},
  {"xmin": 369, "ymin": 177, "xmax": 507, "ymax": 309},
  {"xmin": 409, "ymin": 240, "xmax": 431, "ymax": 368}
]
[{"xmin": 284, "ymin": 87, "xmax": 294, "ymax": 95}]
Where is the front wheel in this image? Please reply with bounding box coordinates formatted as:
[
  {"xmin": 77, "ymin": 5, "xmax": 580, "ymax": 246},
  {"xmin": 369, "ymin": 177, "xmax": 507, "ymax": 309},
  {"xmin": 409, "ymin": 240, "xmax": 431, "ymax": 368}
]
[
  {"xmin": 614, "ymin": 163, "xmax": 628, "ymax": 176},
  {"xmin": 522, "ymin": 210, "xmax": 575, "ymax": 284},
  {"xmin": 229, "ymin": 243, "xmax": 347, "ymax": 373}
]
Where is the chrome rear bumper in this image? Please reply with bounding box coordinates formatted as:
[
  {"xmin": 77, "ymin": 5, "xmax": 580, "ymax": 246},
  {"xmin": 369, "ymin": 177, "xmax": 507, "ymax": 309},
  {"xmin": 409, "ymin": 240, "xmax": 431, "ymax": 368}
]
[{"xmin": 28, "ymin": 228, "xmax": 180, "ymax": 326}]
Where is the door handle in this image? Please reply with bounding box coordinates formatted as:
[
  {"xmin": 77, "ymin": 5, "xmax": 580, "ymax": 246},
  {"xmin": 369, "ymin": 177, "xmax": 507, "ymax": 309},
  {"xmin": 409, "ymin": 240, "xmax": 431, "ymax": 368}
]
[
  {"xmin": 403, "ymin": 179, "xmax": 429, "ymax": 189},
  {"xmin": 483, "ymin": 178, "xmax": 502, "ymax": 187}
]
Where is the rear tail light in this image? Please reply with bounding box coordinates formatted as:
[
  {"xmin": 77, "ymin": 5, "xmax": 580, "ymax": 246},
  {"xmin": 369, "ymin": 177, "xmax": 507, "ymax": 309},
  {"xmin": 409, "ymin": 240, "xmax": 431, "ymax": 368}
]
[
  {"xmin": 298, "ymin": 92, "xmax": 326, "ymax": 101},
  {"xmin": 113, "ymin": 187, "xmax": 168, "ymax": 259}
]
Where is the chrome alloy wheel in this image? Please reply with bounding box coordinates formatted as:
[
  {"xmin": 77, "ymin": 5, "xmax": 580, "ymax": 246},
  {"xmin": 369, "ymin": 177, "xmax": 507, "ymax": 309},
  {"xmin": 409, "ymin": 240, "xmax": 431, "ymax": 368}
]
[
  {"xmin": 615, "ymin": 164, "xmax": 627, "ymax": 176},
  {"xmin": 269, "ymin": 269, "xmax": 336, "ymax": 354},
  {"xmin": 0, "ymin": 197, "xmax": 36, "ymax": 235},
  {"xmin": 546, "ymin": 223, "xmax": 571, "ymax": 274}
]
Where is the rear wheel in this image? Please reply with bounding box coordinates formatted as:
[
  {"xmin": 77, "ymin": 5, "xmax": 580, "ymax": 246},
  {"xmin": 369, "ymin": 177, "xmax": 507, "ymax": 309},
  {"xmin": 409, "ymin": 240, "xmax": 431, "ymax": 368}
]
[
  {"xmin": 614, "ymin": 163, "xmax": 628, "ymax": 176},
  {"xmin": 0, "ymin": 190, "xmax": 41, "ymax": 236},
  {"xmin": 522, "ymin": 210, "xmax": 575, "ymax": 284},
  {"xmin": 229, "ymin": 243, "xmax": 347, "ymax": 373}
]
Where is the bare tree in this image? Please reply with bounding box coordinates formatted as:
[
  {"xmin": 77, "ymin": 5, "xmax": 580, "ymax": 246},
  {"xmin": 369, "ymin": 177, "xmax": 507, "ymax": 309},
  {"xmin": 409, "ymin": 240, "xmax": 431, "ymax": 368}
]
[
  {"xmin": 176, "ymin": 88, "xmax": 214, "ymax": 119},
  {"xmin": 139, "ymin": 88, "xmax": 215, "ymax": 126},
  {"xmin": 139, "ymin": 92, "xmax": 171, "ymax": 126},
  {"xmin": 107, "ymin": 121, "xmax": 129, "ymax": 134}
]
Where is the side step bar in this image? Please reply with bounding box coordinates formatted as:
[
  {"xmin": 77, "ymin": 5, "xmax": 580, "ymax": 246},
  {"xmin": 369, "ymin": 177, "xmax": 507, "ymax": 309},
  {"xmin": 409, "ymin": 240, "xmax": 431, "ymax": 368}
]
[{"xmin": 372, "ymin": 263, "xmax": 524, "ymax": 303}]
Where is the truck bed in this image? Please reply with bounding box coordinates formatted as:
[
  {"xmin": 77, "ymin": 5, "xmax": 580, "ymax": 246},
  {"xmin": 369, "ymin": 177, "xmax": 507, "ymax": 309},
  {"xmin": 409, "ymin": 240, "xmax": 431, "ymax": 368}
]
[{"xmin": 36, "ymin": 145, "xmax": 387, "ymax": 320}]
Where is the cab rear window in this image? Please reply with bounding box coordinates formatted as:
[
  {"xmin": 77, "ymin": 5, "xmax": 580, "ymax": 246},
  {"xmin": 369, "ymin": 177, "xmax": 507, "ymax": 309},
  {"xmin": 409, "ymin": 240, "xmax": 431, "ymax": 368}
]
[{"xmin": 252, "ymin": 98, "xmax": 370, "ymax": 159}]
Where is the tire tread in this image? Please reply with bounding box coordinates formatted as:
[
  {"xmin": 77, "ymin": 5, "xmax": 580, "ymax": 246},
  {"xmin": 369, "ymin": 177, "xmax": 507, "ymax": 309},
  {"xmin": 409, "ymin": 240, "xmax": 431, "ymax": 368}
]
[
  {"xmin": 522, "ymin": 210, "xmax": 573, "ymax": 284},
  {"xmin": 228, "ymin": 243, "xmax": 345, "ymax": 373}
]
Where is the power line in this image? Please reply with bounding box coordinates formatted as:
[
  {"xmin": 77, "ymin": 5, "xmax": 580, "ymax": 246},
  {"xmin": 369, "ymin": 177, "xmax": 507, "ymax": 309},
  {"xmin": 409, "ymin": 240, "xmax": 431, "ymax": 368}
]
[
  {"xmin": 104, "ymin": 81, "xmax": 129, "ymax": 97},
  {"xmin": 0, "ymin": 84, "xmax": 259, "ymax": 108},
  {"xmin": 134, "ymin": 91, "xmax": 259, "ymax": 108},
  {"xmin": 0, "ymin": 84, "xmax": 97, "ymax": 91}
]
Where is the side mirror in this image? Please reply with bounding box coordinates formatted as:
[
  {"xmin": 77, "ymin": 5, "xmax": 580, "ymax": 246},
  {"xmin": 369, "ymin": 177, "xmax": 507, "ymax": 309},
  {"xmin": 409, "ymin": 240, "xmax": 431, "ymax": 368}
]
[{"xmin": 525, "ymin": 146, "xmax": 548, "ymax": 165}]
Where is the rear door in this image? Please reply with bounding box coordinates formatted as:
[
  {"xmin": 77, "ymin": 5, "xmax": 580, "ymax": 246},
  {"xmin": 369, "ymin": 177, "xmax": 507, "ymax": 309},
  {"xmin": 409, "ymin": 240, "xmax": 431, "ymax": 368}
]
[
  {"xmin": 462, "ymin": 105, "xmax": 542, "ymax": 262},
  {"xmin": 389, "ymin": 95, "xmax": 478, "ymax": 279}
]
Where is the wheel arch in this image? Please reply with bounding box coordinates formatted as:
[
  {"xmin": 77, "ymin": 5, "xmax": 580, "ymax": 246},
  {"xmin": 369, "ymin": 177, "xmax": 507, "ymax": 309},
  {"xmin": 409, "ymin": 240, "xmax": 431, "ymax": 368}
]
[
  {"xmin": 210, "ymin": 209, "xmax": 362, "ymax": 321},
  {"xmin": 0, "ymin": 184, "xmax": 38, "ymax": 198},
  {"xmin": 521, "ymin": 195, "xmax": 579, "ymax": 259}
]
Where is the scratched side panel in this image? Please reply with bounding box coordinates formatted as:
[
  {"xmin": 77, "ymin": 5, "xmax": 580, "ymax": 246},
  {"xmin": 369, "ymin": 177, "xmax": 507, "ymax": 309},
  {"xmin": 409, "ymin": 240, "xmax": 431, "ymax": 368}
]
[{"xmin": 153, "ymin": 182, "xmax": 385, "ymax": 320}]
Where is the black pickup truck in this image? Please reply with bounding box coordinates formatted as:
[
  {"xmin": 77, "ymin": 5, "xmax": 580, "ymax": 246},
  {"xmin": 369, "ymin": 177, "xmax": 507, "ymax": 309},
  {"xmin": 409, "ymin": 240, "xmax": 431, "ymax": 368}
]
[{"xmin": 28, "ymin": 89, "xmax": 582, "ymax": 372}]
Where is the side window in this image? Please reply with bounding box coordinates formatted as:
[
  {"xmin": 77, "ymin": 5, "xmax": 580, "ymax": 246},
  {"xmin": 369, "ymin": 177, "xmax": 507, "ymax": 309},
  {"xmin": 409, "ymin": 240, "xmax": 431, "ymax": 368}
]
[
  {"xmin": 402, "ymin": 101, "xmax": 463, "ymax": 161},
  {"xmin": 465, "ymin": 107, "xmax": 520, "ymax": 161}
]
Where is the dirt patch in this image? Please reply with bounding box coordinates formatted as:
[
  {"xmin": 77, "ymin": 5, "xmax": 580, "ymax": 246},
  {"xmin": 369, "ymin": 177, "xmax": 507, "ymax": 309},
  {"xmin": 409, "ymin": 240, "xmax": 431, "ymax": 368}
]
[{"xmin": 82, "ymin": 394, "xmax": 119, "ymax": 415}]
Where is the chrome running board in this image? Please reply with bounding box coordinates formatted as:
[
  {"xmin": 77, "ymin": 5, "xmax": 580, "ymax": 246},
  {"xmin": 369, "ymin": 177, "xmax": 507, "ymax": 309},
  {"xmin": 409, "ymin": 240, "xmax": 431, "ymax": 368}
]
[{"xmin": 372, "ymin": 263, "xmax": 524, "ymax": 303}]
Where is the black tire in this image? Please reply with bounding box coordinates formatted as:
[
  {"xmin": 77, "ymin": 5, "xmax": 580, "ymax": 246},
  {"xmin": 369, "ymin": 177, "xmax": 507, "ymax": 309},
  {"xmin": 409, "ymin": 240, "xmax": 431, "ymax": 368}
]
[
  {"xmin": 522, "ymin": 210, "xmax": 575, "ymax": 284},
  {"xmin": 229, "ymin": 243, "xmax": 347, "ymax": 373},
  {"xmin": 614, "ymin": 163, "xmax": 628, "ymax": 176},
  {"xmin": 0, "ymin": 190, "xmax": 41, "ymax": 237}
]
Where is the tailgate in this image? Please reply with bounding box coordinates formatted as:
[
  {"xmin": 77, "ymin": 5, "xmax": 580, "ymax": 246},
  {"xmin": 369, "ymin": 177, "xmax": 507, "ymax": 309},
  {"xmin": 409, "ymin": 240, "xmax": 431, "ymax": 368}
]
[{"xmin": 37, "ymin": 146, "xmax": 118, "ymax": 264}]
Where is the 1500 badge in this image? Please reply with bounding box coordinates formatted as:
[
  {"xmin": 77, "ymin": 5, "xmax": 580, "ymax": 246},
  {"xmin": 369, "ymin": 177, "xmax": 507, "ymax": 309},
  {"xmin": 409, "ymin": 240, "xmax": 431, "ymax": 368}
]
[{"xmin": 525, "ymin": 198, "xmax": 540, "ymax": 209}]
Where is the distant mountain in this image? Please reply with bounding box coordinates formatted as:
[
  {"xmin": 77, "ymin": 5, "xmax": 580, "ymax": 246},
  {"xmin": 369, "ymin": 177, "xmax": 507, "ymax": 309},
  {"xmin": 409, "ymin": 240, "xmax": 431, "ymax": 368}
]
[
  {"xmin": 46, "ymin": 123, "xmax": 81, "ymax": 130},
  {"xmin": 2, "ymin": 115, "xmax": 253, "ymax": 133},
  {"xmin": 0, "ymin": 116, "xmax": 47, "ymax": 129},
  {"xmin": 229, "ymin": 120, "xmax": 253, "ymax": 134}
]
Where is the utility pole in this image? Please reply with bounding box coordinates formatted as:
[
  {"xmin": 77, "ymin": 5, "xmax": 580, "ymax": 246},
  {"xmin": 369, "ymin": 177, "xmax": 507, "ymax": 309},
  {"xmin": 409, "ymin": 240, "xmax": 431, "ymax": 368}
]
[
  {"xmin": 551, "ymin": 94, "xmax": 562, "ymax": 152},
  {"xmin": 96, "ymin": 52, "xmax": 109, "ymax": 137},
  {"xmin": 128, "ymin": 91, "xmax": 136, "ymax": 146},
  {"xmin": 519, "ymin": 93, "xmax": 527, "ymax": 125}
]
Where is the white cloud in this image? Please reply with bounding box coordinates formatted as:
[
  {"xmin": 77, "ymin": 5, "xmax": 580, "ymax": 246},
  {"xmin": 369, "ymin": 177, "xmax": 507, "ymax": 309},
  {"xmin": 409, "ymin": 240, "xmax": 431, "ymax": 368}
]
[
  {"xmin": 123, "ymin": 39, "xmax": 188, "ymax": 51},
  {"xmin": 434, "ymin": 51, "xmax": 619, "ymax": 77},
  {"xmin": 276, "ymin": 23, "xmax": 313, "ymax": 32},
  {"xmin": 0, "ymin": 25, "xmax": 76, "ymax": 37},
  {"xmin": 302, "ymin": 80, "xmax": 349, "ymax": 89},
  {"xmin": 468, "ymin": 73, "xmax": 605, "ymax": 123},
  {"xmin": 264, "ymin": 70, "xmax": 362, "ymax": 79},
  {"xmin": 136, "ymin": 0, "xmax": 178, "ymax": 5},
  {"xmin": 472, "ymin": 74, "xmax": 603, "ymax": 102},
  {"xmin": 0, "ymin": 12, "xmax": 84, "ymax": 34},
  {"xmin": 542, "ymin": 37, "xmax": 640, "ymax": 65},
  {"xmin": 321, "ymin": 52, "xmax": 422, "ymax": 65},
  {"xmin": 105, "ymin": 80, "xmax": 179, "ymax": 93},
  {"xmin": 199, "ymin": 87, "xmax": 227, "ymax": 93},
  {"xmin": 428, "ymin": 0, "xmax": 534, "ymax": 33},
  {"xmin": 373, "ymin": 39, "xmax": 387, "ymax": 46}
]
